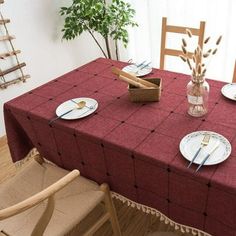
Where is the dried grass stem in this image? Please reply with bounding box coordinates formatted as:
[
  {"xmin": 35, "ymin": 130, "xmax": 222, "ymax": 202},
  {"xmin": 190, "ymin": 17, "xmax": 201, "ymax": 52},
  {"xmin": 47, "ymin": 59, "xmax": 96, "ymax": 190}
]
[
  {"xmin": 180, "ymin": 33, "xmax": 222, "ymax": 79},
  {"xmin": 216, "ymin": 35, "xmax": 222, "ymax": 45},
  {"xmin": 186, "ymin": 29, "xmax": 192, "ymax": 37},
  {"xmin": 180, "ymin": 55, "xmax": 187, "ymax": 62},
  {"xmin": 204, "ymin": 37, "xmax": 210, "ymax": 44},
  {"xmin": 182, "ymin": 45, "xmax": 187, "ymax": 54},
  {"xmin": 182, "ymin": 38, "xmax": 187, "ymax": 47}
]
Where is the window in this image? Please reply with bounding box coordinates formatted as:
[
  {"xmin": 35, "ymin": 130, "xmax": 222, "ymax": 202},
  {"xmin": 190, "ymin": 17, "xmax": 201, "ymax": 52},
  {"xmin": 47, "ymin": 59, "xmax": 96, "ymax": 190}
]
[{"xmin": 119, "ymin": 0, "xmax": 236, "ymax": 82}]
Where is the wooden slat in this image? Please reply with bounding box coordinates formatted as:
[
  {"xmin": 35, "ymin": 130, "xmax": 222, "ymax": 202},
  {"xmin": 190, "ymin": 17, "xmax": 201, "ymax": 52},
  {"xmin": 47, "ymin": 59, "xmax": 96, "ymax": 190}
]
[
  {"xmin": 0, "ymin": 35, "xmax": 15, "ymax": 41},
  {"xmin": 0, "ymin": 50, "xmax": 21, "ymax": 59},
  {"xmin": 164, "ymin": 48, "xmax": 194, "ymax": 58},
  {"xmin": 160, "ymin": 17, "xmax": 167, "ymax": 69},
  {"xmin": 233, "ymin": 60, "xmax": 236, "ymax": 83},
  {"xmin": 0, "ymin": 75, "xmax": 30, "ymax": 89},
  {"xmin": 0, "ymin": 63, "xmax": 26, "ymax": 76},
  {"xmin": 166, "ymin": 25, "xmax": 200, "ymax": 35},
  {"xmin": 0, "ymin": 19, "xmax": 10, "ymax": 25},
  {"xmin": 198, "ymin": 21, "xmax": 206, "ymax": 52}
]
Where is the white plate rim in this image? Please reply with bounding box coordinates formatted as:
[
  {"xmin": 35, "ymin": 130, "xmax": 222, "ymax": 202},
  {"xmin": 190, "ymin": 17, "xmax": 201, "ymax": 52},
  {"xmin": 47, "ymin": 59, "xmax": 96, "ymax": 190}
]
[
  {"xmin": 122, "ymin": 64, "xmax": 152, "ymax": 77},
  {"xmin": 221, "ymin": 83, "xmax": 236, "ymax": 101},
  {"xmin": 179, "ymin": 130, "xmax": 231, "ymax": 165},
  {"xmin": 55, "ymin": 97, "xmax": 98, "ymax": 120}
]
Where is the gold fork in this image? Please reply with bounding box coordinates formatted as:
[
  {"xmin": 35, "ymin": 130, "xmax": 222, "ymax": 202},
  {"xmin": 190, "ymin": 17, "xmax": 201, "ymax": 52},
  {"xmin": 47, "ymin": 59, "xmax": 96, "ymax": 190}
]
[{"xmin": 187, "ymin": 133, "xmax": 211, "ymax": 168}]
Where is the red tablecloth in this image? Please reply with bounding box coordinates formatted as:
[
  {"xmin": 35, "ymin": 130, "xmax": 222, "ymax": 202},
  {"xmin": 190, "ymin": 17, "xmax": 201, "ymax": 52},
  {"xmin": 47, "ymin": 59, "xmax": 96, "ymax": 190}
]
[{"xmin": 4, "ymin": 58, "xmax": 236, "ymax": 236}]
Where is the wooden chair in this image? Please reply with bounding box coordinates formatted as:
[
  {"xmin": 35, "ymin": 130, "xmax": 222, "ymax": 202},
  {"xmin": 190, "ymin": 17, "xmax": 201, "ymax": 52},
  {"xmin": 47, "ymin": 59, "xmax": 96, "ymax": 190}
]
[
  {"xmin": 160, "ymin": 17, "xmax": 205, "ymax": 70},
  {"xmin": 0, "ymin": 155, "xmax": 121, "ymax": 236},
  {"xmin": 232, "ymin": 60, "xmax": 236, "ymax": 83}
]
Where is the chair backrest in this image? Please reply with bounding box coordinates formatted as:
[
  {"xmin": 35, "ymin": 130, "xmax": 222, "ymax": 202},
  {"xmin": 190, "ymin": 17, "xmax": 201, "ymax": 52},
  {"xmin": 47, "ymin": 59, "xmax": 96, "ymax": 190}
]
[
  {"xmin": 233, "ymin": 60, "xmax": 236, "ymax": 83},
  {"xmin": 0, "ymin": 157, "xmax": 121, "ymax": 236},
  {"xmin": 160, "ymin": 17, "xmax": 205, "ymax": 70},
  {"xmin": 0, "ymin": 167, "xmax": 80, "ymax": 236}
]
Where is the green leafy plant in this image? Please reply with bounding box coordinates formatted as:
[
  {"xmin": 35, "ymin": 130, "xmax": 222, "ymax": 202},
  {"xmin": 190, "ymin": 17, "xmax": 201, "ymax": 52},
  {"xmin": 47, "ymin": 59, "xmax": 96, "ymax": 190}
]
[{"xmin": 60, "ymin": 0, "xmax": 138, "ymax": 60}]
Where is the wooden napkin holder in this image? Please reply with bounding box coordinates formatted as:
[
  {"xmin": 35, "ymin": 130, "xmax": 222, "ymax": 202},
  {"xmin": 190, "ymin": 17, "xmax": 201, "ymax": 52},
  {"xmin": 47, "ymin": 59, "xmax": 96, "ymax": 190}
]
[{"xmin": 128, "ymin": 78, "xmax": 162, "ymax": 102}]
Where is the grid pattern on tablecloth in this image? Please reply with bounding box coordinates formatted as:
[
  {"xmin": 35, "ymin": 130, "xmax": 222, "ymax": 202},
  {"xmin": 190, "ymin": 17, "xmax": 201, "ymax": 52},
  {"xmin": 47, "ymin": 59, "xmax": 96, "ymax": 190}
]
[{"xmin": 4, "ymin": 58, "xmax": 236, "ymax": 236}]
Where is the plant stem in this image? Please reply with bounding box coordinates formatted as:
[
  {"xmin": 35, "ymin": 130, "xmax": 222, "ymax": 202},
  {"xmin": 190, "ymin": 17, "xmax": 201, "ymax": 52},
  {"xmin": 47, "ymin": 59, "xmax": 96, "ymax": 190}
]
[
  {"xmin": 87, "ymin": 27, "xmax": 108, "ymax": 58},
  {"xmin": 102, "ymin": 0, "xmax": 111, "ymax": 59},
  {"xmin": 105, "ymin": 36, "xmax": 112, "ymax": 59},
  {"xmin": 115, "ymin": 40, "xmax": 119, "ymax": 60}
]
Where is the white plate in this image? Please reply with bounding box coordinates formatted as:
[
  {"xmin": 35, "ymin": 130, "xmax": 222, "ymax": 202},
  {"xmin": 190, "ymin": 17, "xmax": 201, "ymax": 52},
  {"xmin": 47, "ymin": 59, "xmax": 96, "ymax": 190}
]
[
  {"xmin": 221, "ymin": 83, "xmax": 236, "ymax": 101},
  {"xmin": 179, "ymin": 131, "xmax": 231, "ymax": 165},
  {"xmin": 56, "ymin": 97, "xmax": 98, "ymax": 120},
  {"xmin": 122, "ymin": 64, "xmax": 152, "ymax": 77}
]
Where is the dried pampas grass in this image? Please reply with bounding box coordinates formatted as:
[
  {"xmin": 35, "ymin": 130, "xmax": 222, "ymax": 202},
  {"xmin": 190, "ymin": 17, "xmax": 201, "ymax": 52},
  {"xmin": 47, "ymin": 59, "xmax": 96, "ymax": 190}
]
[
  {"xmin": 186, "ymin": 29, "xmax": 192, "ymax": 38},
  {"xmin": 182, "ymin": 38, "xmax": 187, "ymax": 47},
  {"xmin": 212, "ymin": 48, "xmax": 218, "ymax": 55},
  {"xmin": 204, "ymin": 37, "xmax": 210, "ymax": 44},
  {"xmin": 180, "ymin": 55, "xmax": 187, "ymax": 62},
  {"xmin": 216, "ymin": 35, "xmax": 222, "ymax": 45},
  {"xmin": 180, "ymin": 29, "xmax": 222, "ymax": 79},
  {"xmin": 182, "ymin": 45, "xmax": 187, "ymax": 54}
]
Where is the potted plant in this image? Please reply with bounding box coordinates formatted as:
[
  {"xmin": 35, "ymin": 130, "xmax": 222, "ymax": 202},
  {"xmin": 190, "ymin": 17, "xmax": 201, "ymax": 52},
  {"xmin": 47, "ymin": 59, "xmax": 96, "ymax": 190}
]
[{"xmin": 60, "ymin": 0, "xmax": 138, "ymax": 60}]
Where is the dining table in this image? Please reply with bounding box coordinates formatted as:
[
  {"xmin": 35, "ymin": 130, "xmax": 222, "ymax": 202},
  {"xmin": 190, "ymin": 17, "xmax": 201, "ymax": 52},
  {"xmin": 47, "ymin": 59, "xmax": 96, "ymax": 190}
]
[{"xmin": 4, "ymin": 57, "xmax": 236, "ymax": 236}]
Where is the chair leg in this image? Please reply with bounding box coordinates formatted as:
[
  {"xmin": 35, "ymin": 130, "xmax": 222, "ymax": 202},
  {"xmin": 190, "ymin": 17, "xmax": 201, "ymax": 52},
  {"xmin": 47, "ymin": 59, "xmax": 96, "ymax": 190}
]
[{"xmin": 100, "ymin": 184, "xmax": 122, "ymax": 236}]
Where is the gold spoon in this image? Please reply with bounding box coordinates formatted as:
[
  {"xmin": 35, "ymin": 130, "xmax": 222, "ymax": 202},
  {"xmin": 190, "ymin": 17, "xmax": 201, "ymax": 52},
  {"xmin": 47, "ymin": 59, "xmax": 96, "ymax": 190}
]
[
  {"xmin": 71, "ymin": 99, "xmax": 95, "ymax": 109},
  {"xmin": 49, "ymin": 101, "xmax": 86, "ymax": 124},
  {"xmin": 76, "ymin": 100, "xmax": 86, "ymax": 109}
]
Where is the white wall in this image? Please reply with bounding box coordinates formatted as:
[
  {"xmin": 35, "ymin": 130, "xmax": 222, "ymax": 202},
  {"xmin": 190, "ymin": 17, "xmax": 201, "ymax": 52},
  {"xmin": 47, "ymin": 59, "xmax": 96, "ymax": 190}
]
[{"xmin": 0, "ymin": 0, "xmax": 104, "ymax": 136}]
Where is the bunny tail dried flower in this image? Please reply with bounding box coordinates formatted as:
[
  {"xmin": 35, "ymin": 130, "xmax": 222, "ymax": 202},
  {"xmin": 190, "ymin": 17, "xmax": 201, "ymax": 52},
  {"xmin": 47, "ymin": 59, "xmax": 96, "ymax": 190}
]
[
  {"xmin": 180, "ymin": 55, "xmax": 187, "ymax": 62},
  {"xmin": 204, "ymin": 37, "xmax": 210, "ymax": 44},
  {"xmin": 186, "ymin": 29, "xmax": 192, "ymax": 38},
  {"xmin": 216, "ymin": 35, "xmax": 222, "ymax": 45}
]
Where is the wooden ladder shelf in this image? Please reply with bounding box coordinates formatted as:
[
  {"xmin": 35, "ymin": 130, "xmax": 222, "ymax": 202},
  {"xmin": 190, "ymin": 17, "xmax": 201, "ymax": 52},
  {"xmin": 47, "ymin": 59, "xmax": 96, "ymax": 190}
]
[{"xmin": 0, "ymin": 5, "xmax": 30, "ymax": 89}]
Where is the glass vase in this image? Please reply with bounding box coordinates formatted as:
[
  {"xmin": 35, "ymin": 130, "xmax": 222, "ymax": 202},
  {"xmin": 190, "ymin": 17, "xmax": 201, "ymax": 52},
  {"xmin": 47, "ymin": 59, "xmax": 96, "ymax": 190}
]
[{"xmin": 187, "ymin": 76, "xmax": 210, "ymax": 117}]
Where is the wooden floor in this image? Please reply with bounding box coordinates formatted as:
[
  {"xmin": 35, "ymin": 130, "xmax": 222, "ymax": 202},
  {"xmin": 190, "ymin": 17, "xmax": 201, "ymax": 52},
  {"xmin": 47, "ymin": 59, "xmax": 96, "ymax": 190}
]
[
  {"xmin": 0, "ymin": 138, "xmax": 206, "ymax": 236},
  {"xmin": 0, "ymin": 138, "xmax": 17, "ymax": 184}
]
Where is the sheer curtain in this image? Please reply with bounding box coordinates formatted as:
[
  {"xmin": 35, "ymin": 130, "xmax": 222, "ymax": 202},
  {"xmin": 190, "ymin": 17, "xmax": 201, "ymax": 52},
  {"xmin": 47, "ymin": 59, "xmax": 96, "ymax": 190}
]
[{"xmin": 119, "ymin": 0, "xmax": 236, "ymax": 82}]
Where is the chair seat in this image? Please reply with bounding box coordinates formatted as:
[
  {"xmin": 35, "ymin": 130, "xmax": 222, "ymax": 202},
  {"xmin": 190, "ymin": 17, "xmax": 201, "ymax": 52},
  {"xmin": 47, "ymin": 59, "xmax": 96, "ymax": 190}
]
[{"xmin": 0, "ymin": 160, "xmax": 104, "ymax": 236}]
